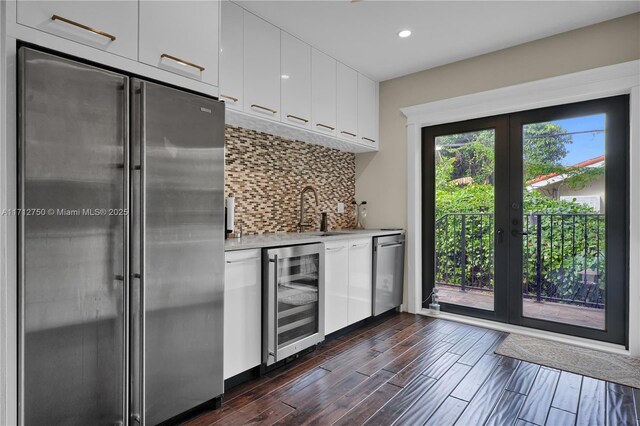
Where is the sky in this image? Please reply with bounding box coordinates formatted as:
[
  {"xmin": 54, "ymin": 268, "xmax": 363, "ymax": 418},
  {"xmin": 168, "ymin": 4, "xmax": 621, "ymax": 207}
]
[{"xmin": 527, "ymin": 113, "xmax": 606, "ymax": 167}]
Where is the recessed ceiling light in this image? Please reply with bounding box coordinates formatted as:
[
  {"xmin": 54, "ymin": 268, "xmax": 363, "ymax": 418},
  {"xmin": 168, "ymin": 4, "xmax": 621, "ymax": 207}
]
[
  {"xmin": 281, "ymin": 74, "xmax": 290, "ymax": 79},
  {"xmin": 398, "ymin": 30, "xmax": 412, "ymax": 38}
]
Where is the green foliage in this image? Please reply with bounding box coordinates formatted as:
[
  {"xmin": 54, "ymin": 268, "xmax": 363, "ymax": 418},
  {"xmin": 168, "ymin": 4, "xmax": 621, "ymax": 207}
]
[
  {"xmin": 435, "ymin": 184, "xmax": 604, "ymax": 305},
  {"xmin": 523, "ymin": 123, "xmax": 572, "ymax": 179}
]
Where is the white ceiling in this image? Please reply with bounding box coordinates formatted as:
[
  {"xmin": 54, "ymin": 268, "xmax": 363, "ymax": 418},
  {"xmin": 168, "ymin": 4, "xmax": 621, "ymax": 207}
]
[{"xmin": 236, "ymin": 1, "xmax": 640, "ymax": 82}]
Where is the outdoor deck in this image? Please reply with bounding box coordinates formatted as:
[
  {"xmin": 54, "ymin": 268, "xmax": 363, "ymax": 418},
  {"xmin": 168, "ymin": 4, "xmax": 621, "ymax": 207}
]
[{"xmin": 437, "ymin": 286, "xmax": 605, "ymax": 330}]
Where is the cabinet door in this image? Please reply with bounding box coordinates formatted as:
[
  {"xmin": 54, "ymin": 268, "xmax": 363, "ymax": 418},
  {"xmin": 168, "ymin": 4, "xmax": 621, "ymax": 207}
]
[
  {"xmin": 324, "ymin": 241, "xmax": 349, "ymax": 335},
  {"xmin": 17, "ymin": 0, "xmax": 138, "ymax": 59},
  {"xmin": 311, "ymin": 49, "xmax": 337, "ymax": 137},
  {"xmin": 244, "ymin": 11, "xmax": 281, "ymax": 121},
  {"xmin": 281, "ymin": 32, "xmax": 311, "ymax": 130},
  {"xmin": 358, "ymin": 74, "xmax": 379, "ymax": 149},
  {"xmin": 139, "ymin": 1, "xmax": 219, "ymax": 86},
  {"xmin": 224, "ymin": 249, "xmax": 262, "ymax": 380},
  {"xmin": 220, "ymin": 1, "xmax": 243, "ymax": 111},
  {"xmin": 348, "ymin": 238, "xmax": 372, "ymax": 324},
  {"xmin": 337, "ymin": 62, "xmax": 358, "ymax": 143}
]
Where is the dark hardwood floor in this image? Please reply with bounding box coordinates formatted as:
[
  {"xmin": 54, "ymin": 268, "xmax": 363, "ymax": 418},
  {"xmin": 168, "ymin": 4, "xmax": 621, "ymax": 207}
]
[{"xmin": 182, "ymin": 313, "xmax": 640, "ymax": 426}]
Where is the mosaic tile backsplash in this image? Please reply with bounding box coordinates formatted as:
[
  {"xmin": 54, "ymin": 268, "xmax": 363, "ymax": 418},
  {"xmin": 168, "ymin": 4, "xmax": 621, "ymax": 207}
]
[{"xmin": 225, "ymin": 125, "xmax": 357, "ymax": 234}]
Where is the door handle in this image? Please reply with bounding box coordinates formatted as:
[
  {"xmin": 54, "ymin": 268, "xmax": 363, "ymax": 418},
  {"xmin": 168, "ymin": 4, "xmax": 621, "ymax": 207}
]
[
  {"xmin": 378, "ymin": 242, "xmax": 404, "ymax": 249},
  {"xmin": 511, "ymin": 230, "xmax": 529, "ymax": 237},
  {"xmin": 496, "ymin": 228, "xmax": 504, "ymax": 243}
]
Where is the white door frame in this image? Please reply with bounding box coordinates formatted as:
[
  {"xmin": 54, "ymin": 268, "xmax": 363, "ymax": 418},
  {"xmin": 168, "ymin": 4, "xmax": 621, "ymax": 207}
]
[{"xmin": 402, "ymin": 60, "xmax": 640, "ymax": 356}]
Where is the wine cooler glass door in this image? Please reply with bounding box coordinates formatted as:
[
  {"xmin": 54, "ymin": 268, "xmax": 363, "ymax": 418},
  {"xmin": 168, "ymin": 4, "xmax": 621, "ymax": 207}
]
[{"xmin": 266, "ymin": 244, "xmax": 324, "ymax": 366}]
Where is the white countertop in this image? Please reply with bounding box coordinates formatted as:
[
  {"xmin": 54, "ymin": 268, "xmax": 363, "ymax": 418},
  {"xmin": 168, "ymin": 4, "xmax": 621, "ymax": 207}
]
[{"xmin": 224, "ymin": 229, "xmax": 405, "ymax": 251}]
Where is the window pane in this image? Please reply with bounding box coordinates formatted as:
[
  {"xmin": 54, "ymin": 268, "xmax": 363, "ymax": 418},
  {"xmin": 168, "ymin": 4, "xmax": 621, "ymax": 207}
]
[
  {"xmin": 522, "ymin": 114, "xmax": 605, "ymax": 330},
  {"xmin": 434, "ymin": 129, "xmax": 495, "ymax": 311}
]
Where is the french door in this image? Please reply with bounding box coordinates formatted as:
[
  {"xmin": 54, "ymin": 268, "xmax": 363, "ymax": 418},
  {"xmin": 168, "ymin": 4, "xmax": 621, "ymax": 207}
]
[{"xmin": 422, "ymin": 95, "xmax": 629, "ymax": 345}]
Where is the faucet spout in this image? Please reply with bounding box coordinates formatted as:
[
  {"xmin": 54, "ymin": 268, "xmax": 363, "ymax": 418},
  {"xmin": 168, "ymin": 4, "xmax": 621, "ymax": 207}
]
[{"xmin": 298, "ymin": 186, "xmax": 318, "ymax": 232}]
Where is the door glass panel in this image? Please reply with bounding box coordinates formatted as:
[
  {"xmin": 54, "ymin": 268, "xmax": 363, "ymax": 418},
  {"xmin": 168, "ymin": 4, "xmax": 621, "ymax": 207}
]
[
  {"xmin": 277, "ymin": 254, "xmax": 320, "ymax": 348},
  {"xmin": 435, "ymin": 129, "xmax": 495, "ymax": 311},
  {"xmin": 522, "ymin": 114, "xmax": 606, "ymax": 330}
]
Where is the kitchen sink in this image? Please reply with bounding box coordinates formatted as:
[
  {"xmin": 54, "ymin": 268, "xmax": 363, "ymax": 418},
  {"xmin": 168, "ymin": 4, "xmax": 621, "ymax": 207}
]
[{"xmin": 306, "ymin": 232, "xmax": 347, "ymax": 237}]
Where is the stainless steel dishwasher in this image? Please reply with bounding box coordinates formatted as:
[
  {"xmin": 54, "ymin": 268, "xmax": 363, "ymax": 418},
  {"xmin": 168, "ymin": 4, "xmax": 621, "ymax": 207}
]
[{"xmin": 373, "ymin": 234, "xmax": 405, "ymax": 316}]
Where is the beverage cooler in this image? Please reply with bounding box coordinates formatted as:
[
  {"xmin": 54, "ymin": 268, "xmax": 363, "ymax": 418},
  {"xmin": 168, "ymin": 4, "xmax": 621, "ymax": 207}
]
[{"xmin": 263, "ymin": 244, "xmax": 325, "ymax": 366}]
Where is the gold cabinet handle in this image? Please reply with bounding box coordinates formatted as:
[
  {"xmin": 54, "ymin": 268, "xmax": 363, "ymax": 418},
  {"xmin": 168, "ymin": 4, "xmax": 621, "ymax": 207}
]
[
  {"xmin": 286, "ymin": 114, "xmax": 309, "ymax": 123},
  {"xmin": 160, "ymin": 53, "xmax": 205, "ymax": 72},
  {"xmin": 220, "ymin": 94, "xmax": 239, "ymax": 103},
  {"xmin": 341, "ymin": 130, "xmax": 356, "ymax": 137},
  {"xmin": 316, "ymin": 123, "xmax": 335, "ymax": 131},
  {"xmin": 362, "ymin": 137, "xmax": 376, "ymax": 143},
  {"xmin": 51, "ymin": 15, "xmax": 116, "ymax": 41},
  {"xmin": 251, "ymin": 104, "xmax": 277, "ymax": 114}
]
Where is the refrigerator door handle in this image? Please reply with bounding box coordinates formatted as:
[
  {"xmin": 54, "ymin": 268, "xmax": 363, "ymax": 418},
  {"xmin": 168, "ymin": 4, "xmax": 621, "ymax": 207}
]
[
  {"xmin": 138, "ymin": 81, "xmax": 147, "ymax": 424},
  {"xmin": 122, "ymin": 77, "xmax": 131, "ymax": 426}
]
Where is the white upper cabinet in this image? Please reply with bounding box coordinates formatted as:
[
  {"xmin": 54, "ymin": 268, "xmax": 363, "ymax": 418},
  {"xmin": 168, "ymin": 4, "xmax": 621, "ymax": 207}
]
[
  {"xmin": 311, "ymin": 49, "xmax": 337, "ymax": 137},
  {"xmin": 17, "ymin": 0, "xmax": 138, "ymax": 59},
  {"xmin": 281, "ymin": 32, "xmax": 312, "ymax": 130},
  {"xmin": 358, "ymin": 74, "xmax": 379, "ymax": 149},
  {"xmin": 139, "ymin": 0, "xmax": 219, "ymax": 86},
  {"xmin": 336, "ymin": 63, "xmax": 358, "ymax": 143},
  {"xmin": 220, "ymin": 1, "xmax": 244, "ymax": 110},
  {"xmin": 243, "ymin": 12, "xmax": 281, "ymax": 121},
  {"xmin": 324, "ymin": 241, "xmax": 349, "ymax": 335},
  {"xmin": 348, "ymin": 238, "xmax": 372, "ymax": 325}
]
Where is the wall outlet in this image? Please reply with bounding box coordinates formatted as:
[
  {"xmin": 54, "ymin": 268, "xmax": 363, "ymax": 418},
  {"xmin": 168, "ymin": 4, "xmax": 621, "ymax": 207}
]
[{"xmin": 337, "ymin": 202, "xmax": 345, "ymax": 214}]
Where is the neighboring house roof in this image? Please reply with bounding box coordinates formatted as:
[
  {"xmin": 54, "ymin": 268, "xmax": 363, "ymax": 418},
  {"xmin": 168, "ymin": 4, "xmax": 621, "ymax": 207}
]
[{"xmin": 526, "ymin": 155, "xmax": 605, "ymax": 190}]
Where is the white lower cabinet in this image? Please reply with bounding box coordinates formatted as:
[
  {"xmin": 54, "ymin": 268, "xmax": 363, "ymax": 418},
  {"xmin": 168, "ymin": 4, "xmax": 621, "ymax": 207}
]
[
  {"xmin": 348, "ymin": 238, "xmax": 373, "ymax": 324},
  {"xmin": 324, "ymin": 238, "xmax": 373, "ymax": 335},
  {"xmin": 224, "ymin": 249, "xmax": 262, "ymax": 380},
  {"xmin": 324, "ymin": 241, "xmax": 349, "ymax": 335}
]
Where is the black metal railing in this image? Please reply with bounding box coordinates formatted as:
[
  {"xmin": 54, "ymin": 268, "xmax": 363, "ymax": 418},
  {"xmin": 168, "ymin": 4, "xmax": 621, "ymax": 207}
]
[{"xmin": 435, "ymin": 212, "xmax": 605, "ymax": 308}]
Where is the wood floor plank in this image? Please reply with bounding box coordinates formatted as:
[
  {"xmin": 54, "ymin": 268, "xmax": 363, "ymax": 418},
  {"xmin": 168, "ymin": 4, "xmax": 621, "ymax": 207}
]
[
  {"xmin": 546, "ymin": 407, "xmax": 576, "ymax": 426},
  {"xmin": 362, "ymin": 377, "xmax": 437, "ymax": 425},
  {"xmin": 450, "ymin": 354, "xmax": 501, "ymax": 401},
  {"xmin": 424, "ymin": 396, "xmax": 467, "ymax": 426},
  {"xmin": 506, "ymin": 361, "xmax": 540, "ymax": 395},
  {"xmin": 305, "ymin": 370, "xmax": 395, "ymax": 425},
  {"xmin": 448, "ymin": 328, "xmax": 488, "ymax": 356},
  {"xmin": 244, "ymin": 402, "xmax": 295, "ymax": 425},
  {"xmin": 386, "ymin": 340, "xmax": 453, "ymax": 388},
  {"xmin": 442, "ymin": 324, "xmax": 475, "ymax": 345},
  {"xmin": 576, "ymin": 377, "xmax": 606, "ymax": 426},
  {"xmin": 484, "ymin": 390, "xmax": 526, "ymax": 426},
  {"xmin": 236, "ymin": 367, "xmax": 330, "ymax": 416},
  {"xmin": 422, "ymin": 352, "xmax": 461, "ymax": 379},
  {"xmin": 518, "ymin": 367, "xmax": 561, "ymax": 425},
  {"xmin": 381, "ymin": 330, "xmax": 449, "ymax": 375},
  {"xmin": 333, "ymin": 383, "xmax": 403, "ymax": 426},
  {"xmin": 277, "ymin": 371, "xmax": 369, "ymax": 425},
  {"xmin": 393, "ymin": 363, "xmax": 472, "ymax": 425},
  {"xmin": 356, "ymin": 333, "xmax": 429, "ymax": 376},
  {"xmin": 280, "ymin": 369, "xmax": 367, "ymax": 409},
  {"xmin": 180, "ymin": 404, "xmax": 238, "ymax": 426},
  {"xmin": 551, "ymin": 371, "xmax": 582, "ymax": 413},
  {"xmin": 455, "ymin": 358, "xmax": 520, "ymax": 426},
  {"xmin": 368, "ymin": 320, "xmax": 434, "ymax": 353},
  {"xmin": 484, "ymin": 332, "xmax": 508, "ymax": 356},
  {"xmin": 606, "ymin": 382, "xmax": 637, "ymax": 426},
  {"xmin": 458, "ymin": 329, "xmax": 502, "ymax": 366}
]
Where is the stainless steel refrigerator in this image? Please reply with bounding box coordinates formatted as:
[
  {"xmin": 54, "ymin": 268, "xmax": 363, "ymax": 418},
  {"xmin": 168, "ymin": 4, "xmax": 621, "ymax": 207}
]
[{"xmin": 18, "ymin": 47, "xmax": 225, "ymax": 425}]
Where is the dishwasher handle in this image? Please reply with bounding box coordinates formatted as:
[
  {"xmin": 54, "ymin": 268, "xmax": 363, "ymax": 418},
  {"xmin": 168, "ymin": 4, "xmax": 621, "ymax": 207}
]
[{"xmin": 377, "ymin": 242, "xmax": 404, "ymax": 249}]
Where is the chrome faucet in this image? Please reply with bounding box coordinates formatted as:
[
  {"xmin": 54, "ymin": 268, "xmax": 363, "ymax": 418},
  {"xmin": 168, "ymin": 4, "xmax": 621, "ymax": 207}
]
[{"xmin": 298, "ymin": 185, "xmax": 318, "ymax": 232}]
